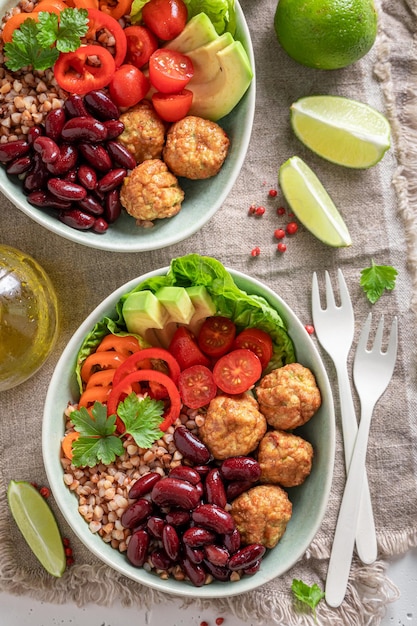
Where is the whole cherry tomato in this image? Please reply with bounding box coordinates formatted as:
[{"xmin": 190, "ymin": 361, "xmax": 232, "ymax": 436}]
[
  {"xmin": 124, "ymin": 25, "xmax": 158, "ymax": 69},
  {"xmin": 108, "ymin": 64, "xmax": 150, "ymax": 108},
  {"xmin": 142, "ymin": 0, "xmax": 188, "ymax": 40}
]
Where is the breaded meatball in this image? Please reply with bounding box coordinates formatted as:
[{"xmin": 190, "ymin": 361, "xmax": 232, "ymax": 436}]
[
  {"xmin": 258, "ymin": 429, "xmax": 313, "ymax": 487},
  {"xmin": 118, "ymin": 101, "xmax": 166, "ymax": 164},
  {"xmin": 256, "ymin": 363, "xmax": 321, "ymax": 430},
  {"xmin": 231, "ymin": 485, "xmax": 292, "ymax": 549},
  {"xmin": 119, "ymin": 159, "xmax": 184, "ymax": 223},
  {"xmin": 198, "ymin": 394, "xmax": 267, "ymax": 460},
  {"xmin": 162, "ymin": 115, "xmax": 230, "ymax": 179}
]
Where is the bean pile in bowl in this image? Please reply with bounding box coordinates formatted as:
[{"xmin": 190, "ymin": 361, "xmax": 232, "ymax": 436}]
[
  {"xmin": 43, "ymin": 254, "xmax": 335, "ymax": 597},
  {"xmin": 0, "ymin": 0, "xmax": 255, "ymax": 252}
]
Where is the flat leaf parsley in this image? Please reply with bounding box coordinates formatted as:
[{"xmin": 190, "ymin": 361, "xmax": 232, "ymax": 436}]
[
  {"xmin": 291, "ymin": 579, "xmax": 325, "ymax": 620},
  {"xmin": 360, "ymin": 260, "xmax": 398, "ymax": 304},
  {"xmin": 69, "ymin": 394, "xmax": 165, "ymax": 467}
]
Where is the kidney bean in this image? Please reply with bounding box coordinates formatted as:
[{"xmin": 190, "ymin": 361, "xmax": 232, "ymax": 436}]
[
  {"xmin": 193, "ymin": 465, "xmax": 211, "ymax": 479},
  {"xmin": 45, "ymin": 108, "xmax": 66, "ymax": 142},
  {"xmin": 126, "ymin": 529, "xmax": 150, "ymax": 568},
  {"xmin": 103, "ymin": 119, "xmax": 124, "ymax": 139},
  {"xmin": 79, "ymin": 142, "xmax": 112, "ymax": 172},
  {"xmin": 92, "ymin": 217, "xmax": 109, "ymax": 234},
  {"xmin": 33, "ymin": 136, "xmax": 60, "ymax": 163},
  {"xmin": 205, "ymin": 468, "xmax": 227, "ymax": 508},
  {"xmin": 203, "ymin": 559, "xmax": 231, "ymax": 581},
  {"xmin": 151, "ymin": 476, "xmax": 201, "ymax": 510},
  {"xmin": 6, "ymin": 156, "xmax": 32, "ymax": 175},
  {"xmin": 204, "ymin": 544, "xmax": 230, "ymax": 567},
  {"xmin": 184, "ymin": 544, "xmax": 205, "ymax": 565},
  {"xmin": 47, "ymin": 143, "xmax": 78, "ymax": 175},
  {"xmin": 173, "ymin": 426, "xmax": 211, "ymax": 466},
  {"xmin": 65, "ymin": 168, "xmax": 78, "ymax": 183},
  {"xmin": 182, "ymin": 527, "xmax": 217, "ymax": 548},
  {"xmin": 223, "ymin": 528, "xmax": 241, "ymax": 554},
  {"xmin": 48, "ymin": 178, "xmax": 87, "ymax": 201},
  {"xmin": 27, "ymin": 190, "xmax": 72, "ymax": 210},
  {"xmin": 84, "ymin": 90, "xmax": 120, "ymax": 121},
  {"xmin": 129, "ymin": 472, "xmax": 162, "ymax": 500},
  {"xmin": 192, "ymin": 504, "xmax": 235, "ymax": 535},
  {"xmin": 61, "ymin": 116, "xmax": 107, "ymax": 142},
  {"xmin": 96, "ymin": 168, "xmax": 126, "ymax": 193},
  {"xmin": 59, "ymin": 208, "xmax": 95, "ymax": 230},
  {"xmin": 77, "ymin": 164, "xmax": 97, "ymax": 190},
  {"xmin": 27, "ymin": 125, "xmax": 43, "ymax": 145},
  {"xmin": 228, "ymin": 544, "xmax": 266, "ymax": 571},
  {"xmin": 64, "ymin": 94, "xmax": 89, "ymax": 118},
  {"xmin": 78, "ymin": 194, "xmax": 104, "ymax": 216},
  {"xmin": 0, "ymin": 140, "xmax": 30, "ymax": 163},
  {"xmin": 147, "ymin": 515, "xmax": 165, "ymax": 539},
  {"xmin": 244, "ymin": 559, "xmax": 262, "ymax": 575},
  {"xmin": 168, "ymin": 466, "xmax": 202, "ymax": 485},
  {"xmin": 105, "ymin": 188, "xmax": 122, "ymax": 223},
  {"xmin": 23, "ymin": 154, "xmax": 48, "ymax": 192},
  {"xmin": 181, "ymin": 558, "xmax": 206, "ymax": 587},
  {"xmin": 162, "ymin": 524, "xmax": 180, "ymax": 561},
  {"xmin": 226, "ymin": 480, "xmax": 255, "ymax": 502},
  {"xmin": 165, "ymin": 510, "xmax": 190, "ymax": 527},
  {"xmin": 150, "ymin": 547, "xmax": 172, "ymax": 571},
  {"xmin": 106, "ymin": 140, "xmax": 136, "ymax": 170},
  {"xmin": 121, "ymin": 498, "xmax": 153, "ymax": 529},
  {"xmin": 220, "ymin": 457, "xmax": 261, "ymax": 483}
]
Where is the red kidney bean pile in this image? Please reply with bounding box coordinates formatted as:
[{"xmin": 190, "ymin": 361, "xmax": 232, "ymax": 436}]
[
  {"xmin": 122, "ymin": 426, "xmax": 266, "ymax": 587},
  {"xmin": 0, "ymin": 90, "xmax": 136, "ymax": 233}
]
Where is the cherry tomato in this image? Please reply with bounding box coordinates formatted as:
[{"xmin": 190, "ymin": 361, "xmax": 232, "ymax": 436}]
[
  {"xmin": 169, "ymin": 326, "xmax": 210, "ymax": 370},
  {"xmin": 53, "ymin": 45, "xmax": 116, "ymax": 95},
  {"xmin": 148, "ymin": 49, "xmax": 194, "ymax": 94},
  {"xmin": 109, "ymin": 64, "xmax": 150, "ymax": 108},
  {"xmin": 213, "ymin": 349, "xmax": 262, "ymax": 395},
  {"xmin": 233, "ymin": 328, "xmax": 274, "ymax": 369},
  {"xmin": 124, "ymin": 25, "xmax": 158, "ymax": 69},
  {"xmin": 178, "ymin": 365, "xmax": 217, "ymax": 409},
  {"xmin": 152, "ymin": 90, "xmax": 193, "ymax": 122},
  {"xmin": 198, "ymin": 316, "xmax": 236, "ymax": 358},
  {"xmin": 142, "ymin": 0, "xmax": 187, "ymax": 41}
]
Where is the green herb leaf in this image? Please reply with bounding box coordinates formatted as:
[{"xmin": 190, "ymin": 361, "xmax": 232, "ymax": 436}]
[
  {"xmin": 53, "ymin": 7, "xmax": 88, "ymax": 52},
  {"xmin": 360, "ymin": 260, "xmax": 398, "ymax": 304},
  {"xmin": 4, "ymin": 19, "xmax": 59, "ymax": 71},
  {"xmin": 36, "ymin": 11, "xmax": 59, "ymax": 48},
  {"xmin": 70, "ymin": 402, "xmax": 123, "ymax": 467},
  {"xmin": 291, "ymin": 579, "xmax": 324, "ymax": 620},
  {"xmin": 117, "ymin": 394, "xmax": 165, "ymax": 449}
]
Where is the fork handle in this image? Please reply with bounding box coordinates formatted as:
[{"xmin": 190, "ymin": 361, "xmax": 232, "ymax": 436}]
[
  {"xmin": 337, "ymin": 368, "xmax": 377, "ymax": 564},
  {"xmin": 325, "ymin": 403, "xmax": 374, "ymax": 607}
]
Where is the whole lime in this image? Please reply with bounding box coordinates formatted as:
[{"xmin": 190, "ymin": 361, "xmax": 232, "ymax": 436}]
[{"xmin": 274, "ymin": 0, "xmax": 378, "ymax": 70}]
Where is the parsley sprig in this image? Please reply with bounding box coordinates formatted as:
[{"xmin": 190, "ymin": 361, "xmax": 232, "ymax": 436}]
[
  {"xmin": 4, "ymin": 8, "xmax": 88, "ymax": 72},
  {"xmin": 360, "ymin": 260, "xmax": 398, "ymax": 304},
  {"xmin": 69, "ymin": 394, "xmax": 165, "ymax": 468},
  {"xmin": 291, "ymin": 579, "xmax": 325, "ymax": 621}
]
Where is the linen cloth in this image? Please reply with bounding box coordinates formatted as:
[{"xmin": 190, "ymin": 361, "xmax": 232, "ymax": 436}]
[{"xmin": 1, "ymin": 0, "xmax": 416, "ymax": 624}]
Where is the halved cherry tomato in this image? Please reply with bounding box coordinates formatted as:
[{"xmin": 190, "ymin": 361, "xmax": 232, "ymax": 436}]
[
  {"xmin": 85, "ymin": 8, "xmax": 127, "ymax": 68},
  {"xmin": 233, "ymin": 328, "xmax": 274, "ymax": 370},
  {"xmin": 53, "ymin": 45, "xmax": 116, "ymax": 94},
  {"xmin": 1, "ymin": 13, "xmax": 39, "ymax": 43},
  {"xmin": 178, "ymin": 365, "xmax": 217, "ymax": 410},
  {"xmin": 99, "ymin": 0, "xmax": 133, "ymax": 19},
  {"xmin": 151, "ymin": 90, "xmax": 193, "ymax": 122},
  {"xmin": 148, "ymin": 48, "xmax": 194, "ymax": 94},
  {"xmin": 213, "ymin": 349, "xmax": 262, "ymax": 395},
  {"xmin": 112, "ymin": 347, "xmax": 181, "ymax": 388},
  {"xmin": 79, "ymin": 385, "xmax": 113, "ymax": 408},
  {"xmin": 80, "ymin": 349, "xmax": 126, "ymax": 383},
  {"xmin": 124, "ymin": 25, "xmax": 158, "ymax": 69},
  {"xmin": 96, "ymin": 334, "xmax": 141, "ymax": 357},
  {"xmin": 198, "ymin": 316, "xmax": 237, "ymax": 358},
  {"xmin": 109, "ymin": 64, "xmax": 150, "ymax": 108},
  {"xmin": 168, "ymin": 327, "xmax": 210, "ymax": 370},
  {"xmin": 107, "ymin": 369, "xmax": 181, "ymax": 432},
  {"xmin": 142, "ymin": 0, "xmax": 187, "ymax": 41}
]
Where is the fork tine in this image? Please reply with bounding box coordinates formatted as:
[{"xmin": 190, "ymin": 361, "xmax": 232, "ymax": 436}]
[
  {"xmin": 357, "ymin": 312, "xmax": 373, "ymax": 353},
  {"xmin": 311, "ymin": 271, "xmax": 321, "ymax": 313},
  {"xmin": 387, "ymin": 317, "xmax": 398, "ymax": 360},
  {"xmin": 325, "ymin": 270, "xmax": 337, "ymax": 309},
  {"xmin": 337, "ymin": 268, "xmax": 353, "ymax": 312},
  {"xmin": 373, "ymin": 314, "xmax": 386, "ymax": 352}
]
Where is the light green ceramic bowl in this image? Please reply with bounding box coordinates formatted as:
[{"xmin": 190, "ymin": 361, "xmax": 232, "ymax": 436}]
[
  {"xmin": 42, "ymin": 267, "xmax": 335, "ymax": 598},
  {"xmin": 0, "ymin": 0, "xmax": 255, "ymax": 252}
]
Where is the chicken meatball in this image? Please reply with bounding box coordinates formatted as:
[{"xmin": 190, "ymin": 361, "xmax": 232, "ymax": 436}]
[
  {"xmin": 258, "ymin": 429, "xmax": 313, "ymax": 487},
  {"xmin": 118, "ymin": 100, "xmax": 166, "ymax": 164},
  {"xmin": 162, "ymin": 115, "xmax": 230, "ymax": 179},
  {"xmin": 256, "ymin": 363, "xmax": 321, "ymax": 430},
  {"xmin": 119, "ymin": 159, "xmax": 184, "ymax": 223},
  {"xmin": 198, "ymin": 394, "xmax": 267, "ymax": 460},
  {"xmin": 231, "ymin": 484, "xmax": 292, "ymax": 549}
]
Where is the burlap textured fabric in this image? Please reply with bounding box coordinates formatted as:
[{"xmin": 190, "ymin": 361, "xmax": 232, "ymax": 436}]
[{"xmin": 0, "ymin": 0, "xmax": 416, "ymax": 623}]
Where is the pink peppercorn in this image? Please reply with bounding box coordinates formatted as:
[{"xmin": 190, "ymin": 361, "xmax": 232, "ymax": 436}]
[
  {"xmin": 251, "ymin": 246, "xmax": 261, "ymax": 256},
  {"xmin": 274, "ymin": 228, "xmax": 285, "ymax": 240},
  {"xmin": 255, "ymin": 206, "xmax": 265, "ymax": 216},
  {"xmin": 277, "ymin": 206, "xmax": 286, "ymax": 216},
  {"xmin": 286, "ymin": 221, "xmax": 298, "ymax": 235},
  {"xmin": 248, "ymin": 204, "xmax": 257, "ymax": 215},
  {"xmin": 277, "ymin": 243, "xmax": 287, "ymax": 253},
  {"xmin": 268, "ymin": 189, "xmax": 278, "ymax": 197},
  {"xmin": 305, "ymin": 324, "xmax": 315, "ymax": 335}
]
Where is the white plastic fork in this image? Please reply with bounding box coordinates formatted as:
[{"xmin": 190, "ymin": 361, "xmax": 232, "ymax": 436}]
[
  {"xmin": 312, "ymin": 269, "xmax": 377, "ymax": 565},
  {"xmin": 325, "ymin": 313, "xmax": 398, "ymax": 607}
]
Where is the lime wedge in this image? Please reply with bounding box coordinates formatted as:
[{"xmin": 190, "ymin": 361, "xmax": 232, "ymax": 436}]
[
  {"xmin": 7, "ymin": 480, "xmax": 66, "ymax": 577},
  {"xmin": 290, "ymin": 95, "xmax": 391, "ymax": 168},
  {"xmin": 278, "ymin": 156, "xmax": 352, "ymax": 247}
]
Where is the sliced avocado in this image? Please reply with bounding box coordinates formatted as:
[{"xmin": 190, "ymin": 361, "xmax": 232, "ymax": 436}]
[
  {"xmin": 186, "ymin": 285, "xmax": 217, "ymax": 335},
  {"xmin": 188, "ymin": 41, "xmax": 253, "ymax": 121},
  {"xmin": 164, "ymin": 12, "xmax": 219, "ymax": 53},
  {"xmin": 187, "ymin": 32, "xmax": 234, "ymax": 83},
  {"xmin": 155, "ymin": 286, "xmax": 195, "ymax": 324},
  {"xmin": 122, "ymin": 290, "xmax": 170, "ymax": 340}
]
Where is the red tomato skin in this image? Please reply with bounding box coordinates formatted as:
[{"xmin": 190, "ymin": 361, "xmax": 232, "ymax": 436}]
[
  {"xmin": 151, "ymin": 90, "xmax": 193, "ymax": 122},
  {"xmin": 233, "ymin": 328, "xmax": 274, "ymax": 369},
  {"xmin": 198, "ymin": 316, "xmax": 237, "ymax": 358},
  {"xmin": 124, "ymin": 25, "xmax": 159, "ymax": 69},
  {"xmin": 109, "ymin": 64, "xmax": 150, "ymax": 108},
  {"xmin": 148, "ymin": 49, "xmax": 194, "ymax": 94},
  {"xmin": 212, "ymin": 349, "xmax": 263, "ymax": 395},
  {"xmin": 142, "ymin": 0, "xmax": 188, "ymax": 41},
  {"xmin": 169, "ymin": 327, "xmax": 210, "ymax": 370},
  {"xmin": 178, "ymin": 365, "xmax": 217, "ymax": 409}
]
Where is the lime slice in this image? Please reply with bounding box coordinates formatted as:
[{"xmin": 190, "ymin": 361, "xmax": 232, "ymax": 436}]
[
  {"xmin": 290, "ymin": 95, "xmax": 391, "ymax": 168},
  {"xmin": 278, "ymin": 156, "xmax": 352, "ymax": 247},
  {"xmin": 7, "ymin": 480, "xmax": 66, "ymax": 577}
]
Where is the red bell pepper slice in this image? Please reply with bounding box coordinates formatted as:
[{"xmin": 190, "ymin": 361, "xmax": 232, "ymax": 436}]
[
  {"xmin": 54, "ymin": 45, "xmax": 116, "ymax": 94},
  {"xmin": 85, "ymin": 8, "xmax": 127, "ymax": 68},
  {"xmin": 112, "ymin": 347, "xmax": 181, "ymax": 388}
]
